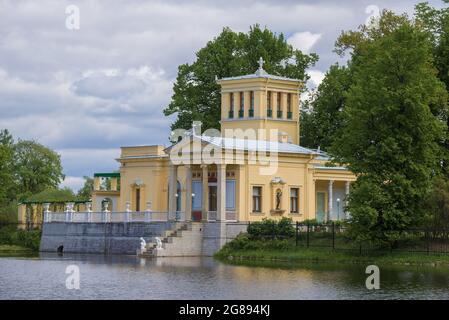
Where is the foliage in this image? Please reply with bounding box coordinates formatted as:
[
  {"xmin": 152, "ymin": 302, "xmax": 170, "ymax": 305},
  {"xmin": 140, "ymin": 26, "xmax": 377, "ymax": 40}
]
[
  {"xmin": 0, "ymin": 130, "xmax": 65, "ymax": 223},
  {"xmin": 331, "ymin": 20, "xmax": 448, "ymax": 244},
  {"xmin": 426, "ymin": 177, "xmax": 449, "ymax": 229},
  {"xmin": 415, "ymin": 1, "xmax": 449, "ymax": 175},
  {"xmin": 76, "ymin": 176, "xmax": 94, "ymax": 200},
  {"xmin": 13, "ymin": 140, "xmax": 64, "ymax": 201},
  {"xmin": 0, "ymin": 201, "xmax": 18, "ymax": 224},
  {"xmin": 247, "ymin": 217, "xmax": 295, "ymax": 239},
  {"xmin": 300, "ymin": 64, "xmax": 352, "ymax": 149},
  {"xmin": 0, "ymin": 225, "xmax": 41, "ymax": 251},
  {"xmin": 26, "ymin": 188, "xmax": 77, "ymax": 203},
  {"xmin": 164, "ymin": 25, "xmax": 318, "ymax": 132},
  {"xmin": 221, "ymin": 233, "xmax": 293, "ymax": 251},
  {"xmin": 0, "ymin": 130, "xmax": 14, "ymax": 207}
]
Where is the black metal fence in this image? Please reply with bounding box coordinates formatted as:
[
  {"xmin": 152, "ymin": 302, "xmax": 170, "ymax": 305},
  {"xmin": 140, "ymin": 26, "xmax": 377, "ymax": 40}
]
[
  {"xmin": 291, "ymin": 222, "xmax": 449, "ymax": 254},
  {"xmin": 246, "ymin": 221, "xmax": 449, "ymax": 255}
]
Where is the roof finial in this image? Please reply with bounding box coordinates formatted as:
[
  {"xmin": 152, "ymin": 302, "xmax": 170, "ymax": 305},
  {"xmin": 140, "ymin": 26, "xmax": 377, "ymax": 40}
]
[{"xmin": 258, "ymin": 57, "xmax": 264, "ymax": 70}]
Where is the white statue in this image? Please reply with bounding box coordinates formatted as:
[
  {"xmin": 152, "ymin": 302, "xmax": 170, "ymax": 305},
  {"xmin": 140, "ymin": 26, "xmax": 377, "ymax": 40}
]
[
  {"xmin": 155, "ymin": 237, "xmax": 163, "ymax": 250},
  {"xmin": 140, "ymin": 237, "xmax": 146, "ymax": 254}
]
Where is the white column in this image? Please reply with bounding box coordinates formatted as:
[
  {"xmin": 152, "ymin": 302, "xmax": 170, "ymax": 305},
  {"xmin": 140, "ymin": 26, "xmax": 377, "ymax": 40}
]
[
  {"xmin": 125, "ymin": 201, "xmax": 131, "ymax": 222},
  {"xmin": 345, "ymin": 181, "xmax": 350, "ymax": 219},
  {"xmin": 328, "ymin": 180, "xmax": 334, "ymax": 222},
  {"xmin": 217, "ymin": 164, "xmax": 227, "ymax": 221},
  {"xmin": 145, "ymin": 201, "xmax": 152, "ymax": 222},
  {"xmin": 86, "ymin": 202, "xmax": 92, "ymax": 223},
  {"xmin": 185, "ymin": 165, "xmax": 192, "ymax": 221},
  {"xmin": 102, "ymin": 201, "xmax": 110, "ymax": 223},
  {"xmin": 201, "ymin": 165, "xmax": 209, "ymax": 221},
  {"xmin": 43, "ymin": 203, "xmax": 51, "ymax": 223},
  {"xmin": 65, "ymin": 203, "xmax": 74, "ymax": 222},
  {"xmin": 168, "ymin": 164, "xmax": 178, "ymax": 220}
]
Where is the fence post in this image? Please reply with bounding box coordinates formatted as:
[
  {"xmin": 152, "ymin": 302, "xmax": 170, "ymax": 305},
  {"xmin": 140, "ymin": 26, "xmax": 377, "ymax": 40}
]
[
  {"xmin": 427, "ymin": 229, "xmax": 430, "ymax": 255},
  {"xmin": 332, "ymin": 222, "xmax": 335, "ymax": 250},
  {"xmin": 306, "ymin": 222, "xmax": 310, "ymax": 248},
  {"xmin": 295, "ymin": 221, "xmax": 299, "ymax": 247}
]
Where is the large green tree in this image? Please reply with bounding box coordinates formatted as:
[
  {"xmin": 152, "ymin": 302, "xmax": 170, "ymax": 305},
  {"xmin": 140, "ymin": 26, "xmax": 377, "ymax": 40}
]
[
  {"xmin": 330, "ymin": 22, "xmax": 448, "ymax": 244},
  {"xmin": 0, "ymin": 129, "xmax": 14, "ymax": 206},
  {"xmin": 164, "ymin": 25, "xmax": 318, "ymax": 131},
  {"xmin": 13, "ymin": 140, "xmax": 64, "ymax": 201},
  {"xmin": 76, "ymin": 176, "xmax": 94, "ymax": 200},
  {"xmin": 415, "ymin": 1, "xmax": 449, "ymax": 175},
  {"xmin": 300, "ymin": 64, "xmax": 352, "ymax": 149}
]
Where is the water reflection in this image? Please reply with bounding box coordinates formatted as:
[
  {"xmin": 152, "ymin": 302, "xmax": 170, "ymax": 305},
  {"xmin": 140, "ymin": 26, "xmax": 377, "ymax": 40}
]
[{"xmin": 0, "ymin": 254, "xmax": 449, "ymax": 300}]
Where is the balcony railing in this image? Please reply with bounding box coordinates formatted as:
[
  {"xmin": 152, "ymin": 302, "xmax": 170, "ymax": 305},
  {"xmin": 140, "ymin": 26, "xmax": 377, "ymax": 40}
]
[
  {"xmin": 44, "ymin": 211, "xmax": 186, "ymax": 223},
  {"xmin": 267, "ymin": 109, "xmax": 272, "ymax": 118},
  {"xmin": 238, "ymin": 109, "xmax": 244, "ymax": 118},
  {"xmin": 228, "ymin": 110, "xmax": 234, "ymax": 119},
  {"xmin": 45, "ymin": 210, "xmax": 236, "ymax": 223},
  {"xmin": 287, "ymin": 111, "xmax": 292, "ymax": 119},
  {"xmin": 277, "ymin": 110, "xmax": 283, "ymax": 118},
  {"xmin": 249, "ymin": 109, "xmax": 254, "ymax": 118}
]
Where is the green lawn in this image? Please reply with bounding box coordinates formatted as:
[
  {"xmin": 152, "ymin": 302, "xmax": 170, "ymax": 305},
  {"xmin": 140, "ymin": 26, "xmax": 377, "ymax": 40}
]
[
  {"xmin": 215, "ymin": 247, "xmax": 449, "ymax": 267},
  {"xmin": 0, "ymin": 244, "xmax": 37, "ymax": 257},
  {"xmin": 215, "ymin": 233, "xmax": 449, "ymax": 267}
]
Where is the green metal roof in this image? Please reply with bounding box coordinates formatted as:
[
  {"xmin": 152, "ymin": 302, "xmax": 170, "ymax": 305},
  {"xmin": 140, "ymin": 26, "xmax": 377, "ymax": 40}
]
[
  {"xmin": 93, "ymin": 172, "xmax": 120, "ymax": 178},
  {"xmin": 19, "ymin": 200, "xmax": 90, "ymax": 205}
]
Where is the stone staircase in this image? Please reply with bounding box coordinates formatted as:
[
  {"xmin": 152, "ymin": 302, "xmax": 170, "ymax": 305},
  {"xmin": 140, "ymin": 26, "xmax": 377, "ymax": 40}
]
[{"xmin": 139, "ymin": 222, "xmax": 203, "ymax": 257}]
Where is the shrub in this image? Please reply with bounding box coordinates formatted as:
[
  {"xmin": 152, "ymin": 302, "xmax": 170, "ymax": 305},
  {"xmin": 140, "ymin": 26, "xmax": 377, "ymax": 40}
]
[
  {"xmin": 0, "ymin": 225, "xmax": 41, "ymax": 251},
  {"xmin": 247, "ymin": 217, "xmax": 295, "ymax": 239}
]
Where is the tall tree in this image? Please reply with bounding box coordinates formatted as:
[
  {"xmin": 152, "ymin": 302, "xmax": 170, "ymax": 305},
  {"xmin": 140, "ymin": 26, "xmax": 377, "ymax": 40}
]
[
  {"xmin": 164, "ymin": 25, "xmax": 318, "ymax": 131},
  {"xmin": 13, "ymin": 140, "xmax": 64, "ymax": 200},
  {"xmin": 415, "ymin": 1, "xmax": 449, "ymax": 175},
  {"xmin": 77, "ymin": 176, "xmax": 94, "ymax": 200},
  {"xmin": 330, "ymin": 22, "xmax": 448, "ymax": 244},
  {"xmin": 0, "ymin": 129, "xmax": 14, "ymax": 206},
  {"xmin": 300, "ymin": 64, "xmax": 351, "ymax": 149}
]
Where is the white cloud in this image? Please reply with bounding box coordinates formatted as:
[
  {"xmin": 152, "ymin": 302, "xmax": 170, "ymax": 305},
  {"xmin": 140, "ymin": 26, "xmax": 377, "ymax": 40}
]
[
  {"xmin": 308, "ymin": 70, "xmax": 326, "ymax": 87},
  {"xmin": 0, "ymin": 0, "xmax": 431, "ymax": 179},
  {"xmin": 60, "ymin": 176, "xmax": 85, "ymax": 193},
  {"xmin": 287, "ymin": 31, "xmax": 322, "ymax": 53}
]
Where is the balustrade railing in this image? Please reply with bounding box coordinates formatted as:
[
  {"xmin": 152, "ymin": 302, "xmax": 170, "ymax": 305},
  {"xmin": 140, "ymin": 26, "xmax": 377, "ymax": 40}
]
[{"xmin": 45, "ymin": 210, "xmax": 236, "ymax": 223}]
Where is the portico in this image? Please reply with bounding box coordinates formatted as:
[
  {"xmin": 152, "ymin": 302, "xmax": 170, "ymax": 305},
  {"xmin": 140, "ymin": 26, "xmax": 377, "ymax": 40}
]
[{"xmin": 168, "ymin": 162, "xmax": 238, "ymax": 222}]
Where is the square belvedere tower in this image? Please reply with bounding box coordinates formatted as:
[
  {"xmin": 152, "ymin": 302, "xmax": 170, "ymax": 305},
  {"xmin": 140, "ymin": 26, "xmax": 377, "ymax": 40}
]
[{"xmin": 217, "ymin": 58, "xmax": 303, "ymax": 145}]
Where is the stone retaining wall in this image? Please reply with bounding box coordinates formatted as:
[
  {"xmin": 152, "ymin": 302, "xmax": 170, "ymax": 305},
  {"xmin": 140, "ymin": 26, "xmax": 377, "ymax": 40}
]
[{"xmin": 40, "ymin": 221, "xmax": 248, "ymax": 256}]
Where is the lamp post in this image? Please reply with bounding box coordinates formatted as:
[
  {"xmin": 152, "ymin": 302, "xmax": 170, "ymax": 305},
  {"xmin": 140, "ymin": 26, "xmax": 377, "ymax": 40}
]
[{"xmin": 336, "ymin": 198, "xmax": 341, "ymax": 221}]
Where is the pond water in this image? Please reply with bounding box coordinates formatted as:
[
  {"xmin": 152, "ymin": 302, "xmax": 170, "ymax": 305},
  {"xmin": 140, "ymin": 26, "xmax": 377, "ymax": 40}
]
[{"xmin": 1, "ymin": 254, "xmax": 449, "ymax": 300}]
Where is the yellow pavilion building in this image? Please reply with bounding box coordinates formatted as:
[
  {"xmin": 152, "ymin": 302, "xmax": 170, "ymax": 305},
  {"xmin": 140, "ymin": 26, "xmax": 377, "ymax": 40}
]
[{"xmin": 87, "ymin": 60, "xmax": 356, "ymax": 224}]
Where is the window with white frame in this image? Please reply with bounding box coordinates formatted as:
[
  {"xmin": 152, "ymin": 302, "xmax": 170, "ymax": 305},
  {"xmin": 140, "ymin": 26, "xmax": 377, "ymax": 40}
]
[
  {"xmin": 252, "ymin": 186, "xmax": 262, "ymax": 213},
  {"xmin": 290, "ymin": 187, "xmax": 299, "ymax": 213}
]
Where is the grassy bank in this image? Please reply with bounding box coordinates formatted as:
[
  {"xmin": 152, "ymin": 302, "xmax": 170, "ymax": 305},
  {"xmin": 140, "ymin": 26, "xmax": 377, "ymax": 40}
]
[
  {"xmin": 0, "ymin": 244, "xmax": 37, "ymax": 257},
  {"xmin": 215, "ymin": 235, "xmax": 449, "ymax": 267},
  {"xmin": 0, "ymin": 225, "xmax": 41, "ymax": 254}
]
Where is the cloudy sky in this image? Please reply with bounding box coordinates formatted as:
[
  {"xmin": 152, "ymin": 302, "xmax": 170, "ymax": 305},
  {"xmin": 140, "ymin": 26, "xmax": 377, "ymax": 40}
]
[{"xmin": 0, "ymin": 0, "xmax": 444, "ymax": 191}]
